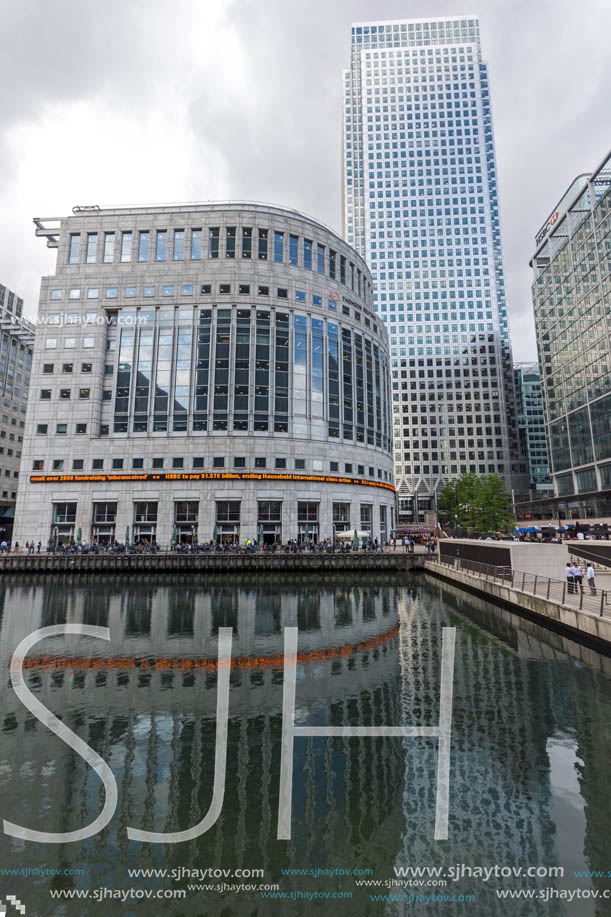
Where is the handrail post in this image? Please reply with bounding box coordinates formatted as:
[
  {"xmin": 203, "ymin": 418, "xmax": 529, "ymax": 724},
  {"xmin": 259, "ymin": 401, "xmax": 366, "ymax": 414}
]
[
  {"xmin": 522, "ymin": 572, "xmax": 526, "ymax": 591},
  {"xmin": 601, "ymin": 591, "xmax": 605, "ymax": 617},
  {"xmin": 533, "ymin": 575, "xmax": 537, "ymax": 595},
  {"xmin": 579, "ymin": 586, "xmax": 584, "ymax": 611},
  {"xmin": 547, "ymin": 578, "xmax": 551, "ymax": 600},
  {"xmin": 562, "ymin": 582, "xmax": 566, "ymax": 605}
]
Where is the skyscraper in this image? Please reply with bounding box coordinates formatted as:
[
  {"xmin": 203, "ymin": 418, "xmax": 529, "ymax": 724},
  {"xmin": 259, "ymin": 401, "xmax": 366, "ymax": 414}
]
[
  {"xmin": 513, "ymin": 362, "xmax": 553, "ymax": 500},
  {"xmin": 529, "ymin": 149, "xmax": 611, "ymax": 522},
  {"xmin": 343, "ymin": 16, "xmax": 525, "ymax": 524}
]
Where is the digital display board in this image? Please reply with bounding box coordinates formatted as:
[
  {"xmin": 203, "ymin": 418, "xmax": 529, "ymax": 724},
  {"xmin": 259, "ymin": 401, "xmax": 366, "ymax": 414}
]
[{"xmin": 29, "ymin": 471, "xmax": 396, "ymax": 493}]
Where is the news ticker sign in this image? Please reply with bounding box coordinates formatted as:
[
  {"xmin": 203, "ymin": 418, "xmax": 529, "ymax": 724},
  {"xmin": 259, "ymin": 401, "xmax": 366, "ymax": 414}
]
[{"xmin": 29, "ymin": 471, "xmax": 396, "ymax": 493}]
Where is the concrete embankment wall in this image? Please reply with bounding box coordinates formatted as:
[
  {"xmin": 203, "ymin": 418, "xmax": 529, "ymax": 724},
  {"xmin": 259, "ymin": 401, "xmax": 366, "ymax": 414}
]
[
  {"xmin": 425, "ymin": 560, "xmax": 611, "ymax": 650},
  {"xmin": 0, "ymin": 552, "xmax": 425, "ymax": 575}
]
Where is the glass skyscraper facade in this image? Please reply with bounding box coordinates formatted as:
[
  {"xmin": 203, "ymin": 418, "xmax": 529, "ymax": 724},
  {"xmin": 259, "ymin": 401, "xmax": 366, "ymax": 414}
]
[
  {"xmin": 343, "ymin": 16, "xmax": 524, "ymax": 523},
  {"xmin": 529, "ymin": 149, "xmax": 611, "ymax": 521},
  {"xmin": 513, "ymin": 363, "xmax": 553, "ymax": 499}
]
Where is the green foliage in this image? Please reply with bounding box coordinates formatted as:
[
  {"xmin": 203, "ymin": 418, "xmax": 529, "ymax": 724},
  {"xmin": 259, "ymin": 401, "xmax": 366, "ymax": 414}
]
[{"xmin": 437, "ymin": 473, "xmax": 514, "ymax": 534}]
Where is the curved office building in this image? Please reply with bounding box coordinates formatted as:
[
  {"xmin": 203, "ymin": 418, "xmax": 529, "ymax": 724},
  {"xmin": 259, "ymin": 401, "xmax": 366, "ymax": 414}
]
[{"xmin": 15, "ymin": 204, "xmax": 395, "ymax": 546}]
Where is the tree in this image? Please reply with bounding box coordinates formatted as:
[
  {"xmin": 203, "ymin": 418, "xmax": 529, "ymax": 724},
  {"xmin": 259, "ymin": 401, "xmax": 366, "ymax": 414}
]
[{"xmin": 437, "ymin": 473, "xmax": 514, "ymax": 534}]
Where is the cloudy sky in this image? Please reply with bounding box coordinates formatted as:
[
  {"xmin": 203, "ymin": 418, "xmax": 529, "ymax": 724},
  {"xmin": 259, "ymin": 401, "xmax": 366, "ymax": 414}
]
[{"xmin": 1, "ymin": 0, "xmax": 609, "ymax": 359}]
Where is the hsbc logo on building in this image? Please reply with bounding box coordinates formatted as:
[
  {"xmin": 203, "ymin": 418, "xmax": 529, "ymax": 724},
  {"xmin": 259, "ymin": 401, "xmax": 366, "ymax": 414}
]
[
  {"xmin": 535, "ymin": 210, "xmax": 559, "ymax": 246},
  {"xmin": 0, "ymin": 896, "xmax": 26, "ymax": 914}
]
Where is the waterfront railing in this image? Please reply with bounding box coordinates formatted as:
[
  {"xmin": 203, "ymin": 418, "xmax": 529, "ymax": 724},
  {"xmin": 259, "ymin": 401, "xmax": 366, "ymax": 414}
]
[{"xmin": 435, "ymin": 556, "xmax": 609, "ymax": 618}]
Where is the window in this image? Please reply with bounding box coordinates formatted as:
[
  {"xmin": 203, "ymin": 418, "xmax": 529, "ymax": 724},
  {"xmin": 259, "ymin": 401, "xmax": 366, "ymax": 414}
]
[
  {"xmin": 62, "ymin": 363, "xmax": 73, "ymax": 373},
  {"xmin": 32, "ymin": 460, "xmax": 44, "ymax": 470},
  {"xmin": 317, "ymin": 244, "xmax": 325, "ymax": 274},
  {"xmin": 81, "ymin": 362, "xmax": 92, "ymax": 373},
  {"xmin": 303, "ymin": 239, "xmax": 312, "ymax": 270},
  {"xmin": 173, "ymin": 229, "xmax": 185, "ymax": 260},
  {"xmin": 112, "ymin": 458, "xmax": 124, "ymax": 470},
  {"xmin": 329, "ymin": 249, "xmax": 336, "ymax": 279},
  {"xmin": 132, "ymin": 457, "xmax": 144, "ymax": 469},
  {"xmin": 200, "ymin": 284, "xmax": 211, "ymax": 294},
  {"xmin": 120, "ymin": 231, "xmax": 132, "ymax": 262},
  {"xmin": 73, "ymin": 459, "xmax": 84, "ymax": 470},
  {"xmin": 40, "ymin": 389, "xmax": 52, "ymax": 399},
  {"xmin": 289, "ymin": 234, "xmax": 299, "ymax": 265},
  {"xmin": 83, "ymin": 337, "xmax": 95, "ymax": 348},
  {"xmin": 295, "ymin": 291, "xmax": 306, "ymax": 302},
  {"xmin": 258, "ymin": 229, "xmax": 268, "ymax": 260},
  {"xmin": 330, "ymin": 461, "xmax": 339, "ymax": 471},
  {"xmin": 234, "ymin": 456, "xmax": 246, "ymax": 468},
  {"xmin": 76, "ymin": 423, "xmax": 87, "ymax": 434},
  {"xmin": 42, "ymin": 363, "xmax": 54, "ymax": 374},
  {"xmin": 68, "ymin": 234, "xmax": 80, "ymax": 264},
  {"xmin": 190, "ymin": 228, "xmax": 202, "ymax": 259},
  {"xmin": 192, "ymin": 456, "xmax": 204, "ymax": 469},
  {"xmin": 258, "ymin": 285, "xmax": 269, "ymax": 296},
  {"xmin": 53, "ymin": 460, "xmax": 64, "ymax": 471},
  {"xmin": 103, "ymin": 232, "xmax": 115, "ymax": 262},
  {"xmin": 277, "ymin": 287, "xmax": 288, "ymax": 298},
  {"xmin": 242, "ymin": 228, "xmax": 252, "ymax": 258},
  {"xmin": 275, "ymin": 457, "xmax": 286, "ymax": 469},
  {"xmin": 56, "ymin": 423, "xmax": 67, "ymax": 434},
  {"xmin": 64, "ymin": 338, "xmax": 76, "ymax": 349},
  {"xmin": 155, "ymin": 230, "xmax": 167, "ymax": 261},
  {"xmin": 60, "ymin": 388, "xmax": 71, "ymax": 399},
  {"xmin": 255, "ymin": 457, "xmax": 266, "ymax": 468},
  {"xmin": 213, "ymin": 456, "xmax": 225, "ymax": 468},
  {"xmin": 138, "ymin": 230, "xmax": 150, "ymax": 261},
  {"xmin": 345, "ymin": 463, "xmax": 353, "ymax": 473},
  {"xmin": 86, "ymin": 233, "xmax": 98, "ymax": 263},
  {"xmin": 103, "ymin": 390, "xmax": 112, "ymax": 401},
  {"xmin": 295, "ymin": 459, "xmax": 305, "ymax": 469},
  {"xmin": 181, "ymin": 284, "xmax": 193, "ymax": 296},
  {"xmin": 36, "ymin": 424, "xmax": 48, "ymax": 434},
  {"xmin": 92, "ymin": 458, "xmax": 103, "ymax": 470},
  {"xmin": 216, "ymin": 500, "xmax": 240, "ymax": 522},
  {"xmin": 172, "ymin": 457, "xmax": 184, "ymax": 469},
  {"xmin": 162, "ymin": 285, "xmax": 174, "ymax": 296},
  {"xmin": 79, "ymin": 388, "xmax": 90, "ymax": 399},
  {"xmin": 152, "ymin": 457, "xmax": 164, "ymax": 469},
  {"xmin": 208, "ymin": 227, "xmax": 219, "ymax": 258},
  {"xmin": 143, "ymin": 285, "xmax": 155, "ymax": 297},
  {"xmin": 226, "ymin": 227, "xmax": 236, "ymax": 258},
  {"xmin": 239, "ymin": 284, "xmax": 250, "ymax": 295},
  {"xmin": 274, "ymin": 231, "xmax": 284, "ymax": 262},
  {"xmin": 50, "ymin": 290, "xmax": 63, "ymax": 300},
  {"xmin": 219, "ymin": 284, "xmax": 230, "ymax": 295},
  {"xmin": 106, "ymin": 287, "xmax": 118, "ymax": 298}
]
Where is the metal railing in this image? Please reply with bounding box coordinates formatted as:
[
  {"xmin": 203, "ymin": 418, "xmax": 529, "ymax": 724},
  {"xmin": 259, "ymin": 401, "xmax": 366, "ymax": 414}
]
[{"xmin": 435, "ymin": 556, "xmax": 609, "ymax": 617}]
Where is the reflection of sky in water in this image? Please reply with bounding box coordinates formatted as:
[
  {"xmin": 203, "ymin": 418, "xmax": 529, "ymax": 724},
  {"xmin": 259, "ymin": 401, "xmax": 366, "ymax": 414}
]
[{"xmin": 0, "ymin": 575, "xmax": 608, "ymax": 916}]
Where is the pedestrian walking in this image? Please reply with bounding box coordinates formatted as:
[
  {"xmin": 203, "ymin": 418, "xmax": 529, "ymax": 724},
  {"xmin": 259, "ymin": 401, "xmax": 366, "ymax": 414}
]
[
  {"xmin": 566, "ymin": 562, "xmax": 574, "ymax": 595},
  {"xmin": 587, "ymin": 563, "xmax": 597, "ymax": 596}
]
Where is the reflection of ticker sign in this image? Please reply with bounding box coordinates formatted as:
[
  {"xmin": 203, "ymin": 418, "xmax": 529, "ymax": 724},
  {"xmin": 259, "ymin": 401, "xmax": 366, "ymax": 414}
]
[
  {"xmin": 0, "ymin": 896, "xmax": 26, "ymax": 914},
  {"xmin": 6, "ymin": 624, "xmax": 455, "ymax": 845}
]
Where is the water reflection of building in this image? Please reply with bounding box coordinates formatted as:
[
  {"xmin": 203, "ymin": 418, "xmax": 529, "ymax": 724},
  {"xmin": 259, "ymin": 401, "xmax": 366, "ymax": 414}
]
[
  {"xmin": 0, "ymin": 577, "xmax": 407, "ymax": 912},
  {"xmin": 397, "ymin": 577, "xmax": 610, "ymax": 912}
]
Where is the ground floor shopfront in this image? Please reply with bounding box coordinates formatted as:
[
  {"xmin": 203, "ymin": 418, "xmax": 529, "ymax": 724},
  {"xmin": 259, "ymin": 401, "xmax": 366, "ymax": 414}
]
[{"xmin": 13, "ymin": 479, "xmax": 396, "ymax": 548}]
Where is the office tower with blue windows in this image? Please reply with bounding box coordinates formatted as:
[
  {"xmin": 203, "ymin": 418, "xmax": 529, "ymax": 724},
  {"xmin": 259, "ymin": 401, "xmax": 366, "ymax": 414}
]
[{"xmin": 343, "ymin": 16, "xmax": 525, "ymax": 524}]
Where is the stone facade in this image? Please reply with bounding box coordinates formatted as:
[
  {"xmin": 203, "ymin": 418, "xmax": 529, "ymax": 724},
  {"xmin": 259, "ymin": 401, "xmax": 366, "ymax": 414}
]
[{"xmin": 15, "ymin": 203, "xmax": 395, "ymax": 546}]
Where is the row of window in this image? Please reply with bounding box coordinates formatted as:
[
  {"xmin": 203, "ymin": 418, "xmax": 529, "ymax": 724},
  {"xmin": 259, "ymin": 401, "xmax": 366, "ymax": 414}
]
[
  {"xmin": 48, "ymin": 286, "xmax": 373, "ymax": 321},
  {"xmin": 33, "ymin": 454, "xmax": 387, "ymax": 478},
  {"xmin": 66, "ymin": 227, "xmax": 371, "ymax": 300}
]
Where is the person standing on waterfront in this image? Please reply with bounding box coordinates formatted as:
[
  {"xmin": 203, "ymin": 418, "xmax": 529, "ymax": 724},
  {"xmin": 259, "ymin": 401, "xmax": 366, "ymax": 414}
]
[
  {"xmin": 587, "ymin": 563, "xmax": 597, "ymax": 595},
  {"xmin": 566, "ymin": 562, "xmax": 574, "ymax": 595},
  {"xmin": 574, "ymin": 563, "xmax": 584, "ymax": 591}
]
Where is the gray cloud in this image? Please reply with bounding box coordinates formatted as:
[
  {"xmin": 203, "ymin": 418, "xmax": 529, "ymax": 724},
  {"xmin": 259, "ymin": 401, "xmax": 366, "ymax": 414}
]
[{"xmin": 1, "ymin": 0, "xmax": 609, "ymax": 361}]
